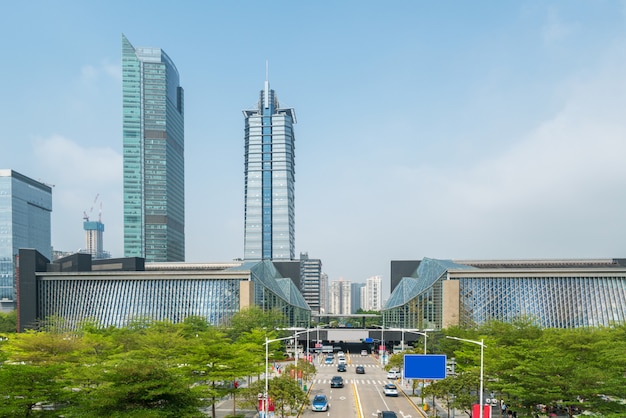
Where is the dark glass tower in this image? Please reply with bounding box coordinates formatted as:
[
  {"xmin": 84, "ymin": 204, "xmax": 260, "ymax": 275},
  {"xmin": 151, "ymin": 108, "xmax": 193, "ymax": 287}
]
[
  {"xmin": 243, "ymin": 72, "xmax": 296, "ymax": 260},
  {"xmin": 122, "ymin": 34, "xmax": 185, "ymax": 262}
]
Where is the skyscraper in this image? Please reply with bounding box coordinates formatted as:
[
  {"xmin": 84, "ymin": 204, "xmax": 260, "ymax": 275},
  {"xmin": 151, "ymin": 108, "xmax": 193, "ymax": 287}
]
[
  {"xmin": 365, "ymin": 275, "xmax": 383, "ymax": 311},
  {"xmin": 122, "ymin": 34, "xmax": 185, "ymax": 262},
  {"xmin": 0, "ymin": 169, "xmax": 52, "ymax": 311},
  {"xmin": 243, "ymin": 69, "xmax": 296, "ymax": 260}
]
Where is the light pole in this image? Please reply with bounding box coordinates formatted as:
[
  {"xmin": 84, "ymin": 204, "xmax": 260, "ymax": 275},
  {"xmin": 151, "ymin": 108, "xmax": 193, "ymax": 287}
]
[
  {"xmin": 393, "ymin": 328, "xmax": 428, "ymax": 354},
  {"xmin": 263, "ymin": 330, "xmax": 309, "ymax": 418},
  {"xmin": 447, "ymin": 336, "xmax": 486, "ymax": 418}
]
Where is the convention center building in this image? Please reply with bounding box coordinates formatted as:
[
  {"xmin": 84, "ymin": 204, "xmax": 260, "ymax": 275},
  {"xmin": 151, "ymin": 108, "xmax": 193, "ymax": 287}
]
[
  {"xmin": 16, "ymin": 249, "xmax": 311, "ymax": 332},
  {"xmin": 384, "ymin": 257, "xmax": 626, "ymax": 330}
]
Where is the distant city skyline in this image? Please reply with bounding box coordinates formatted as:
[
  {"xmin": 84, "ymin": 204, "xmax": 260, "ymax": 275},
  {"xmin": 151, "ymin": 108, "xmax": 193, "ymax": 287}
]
[{"xmin": 2, "ymin": 2, "xmax": 625, "ymax": 292}]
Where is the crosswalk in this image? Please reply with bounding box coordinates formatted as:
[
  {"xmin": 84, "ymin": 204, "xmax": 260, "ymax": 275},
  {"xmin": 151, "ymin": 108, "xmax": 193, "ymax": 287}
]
[
  {"xmin": 311, "ymin": 378, "xmax": 394, "ymax": 386},
  {"xmin": 317, "ymin": 363, "xmax": 380, "ymax": 368}
]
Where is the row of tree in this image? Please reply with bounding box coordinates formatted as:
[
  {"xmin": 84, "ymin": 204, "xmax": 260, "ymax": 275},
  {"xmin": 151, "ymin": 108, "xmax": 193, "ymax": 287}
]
[
  {"xmin": 385, "ymin": 319, "xmax": 626, "ymax": 418},
  {"xmin": 0, "ymin": 307, "xmax": 309, "ymax": 417}
]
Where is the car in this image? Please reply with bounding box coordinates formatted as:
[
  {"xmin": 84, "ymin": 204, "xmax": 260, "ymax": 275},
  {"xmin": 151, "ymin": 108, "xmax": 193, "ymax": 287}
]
[
  {"xmin": 330, "ymin": 375, "xmax": 344, "ymax": 388},
  {"xmin": 311, "ymin": 394, "xmax": 329, "ymax": 412},
  {"xmin": 384, "ymin": 383, "xmax": 399, "ymax": 397},
  {"xmin": 324, "ymin": 356, "xmax": 334, "ymax": 364},
  {"xmin": 378, "ymin": 412, "xmax": 398, "ymax": 418},
  {"xmin": 387, "ymin": 370, "xmax": 400, "ymax": 379},
  {"xmin": 338, "ymin": 357, "xmax": 347, "ymax": 365},
  {"xmin": 337, "ymin": 363, "xmax": 346, "ymax": 372},
  {"xmin": 337, "ymin": 351, "xmax": 344, "ymax": 356},
  {"xmin": 361, "ymin": 349, "xmax": 368, "ymax": 356},
  {"xmin": 355, "ymin": 365, "xmax": 365, "ymax": 374}
]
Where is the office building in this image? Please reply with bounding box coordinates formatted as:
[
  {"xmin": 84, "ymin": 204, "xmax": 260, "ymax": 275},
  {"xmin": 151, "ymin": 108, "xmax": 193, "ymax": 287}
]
[
  {"xmin": 299, "ymin": 253, "xmax": 322, "ymax": 315},
  {"xmin": 122, "ymin": 34, "xmax": 185, "ymax": 262},
  {"xmin": 384, "ymin": 257, "xmax": 626, "ymax": 330},
  {"xmin": 243, "ymin": 71, "xmax": 296, "ymax": 260},
  {"xmin": 0, "ymin": 169, "xmax": 52, "ymax": 311},
  {"xmin": 16, "ymin": 249, "xmax": 310, "ymax": 332},
  {"xmin": 273, "ymin": 253, "xmax": 323, "ymax": 314}
]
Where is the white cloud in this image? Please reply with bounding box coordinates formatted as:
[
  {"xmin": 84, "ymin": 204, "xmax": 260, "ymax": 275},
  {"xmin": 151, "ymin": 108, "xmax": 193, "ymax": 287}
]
[{"xmin": 33, "ymin": 135, "xmax": 123, "ymax": 256}]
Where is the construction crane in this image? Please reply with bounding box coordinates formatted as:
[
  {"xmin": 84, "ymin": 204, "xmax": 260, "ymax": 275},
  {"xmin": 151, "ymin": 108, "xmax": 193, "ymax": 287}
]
[{"xmin": 83, "ymin": 193, "xmax": 100, "ymax": 222}]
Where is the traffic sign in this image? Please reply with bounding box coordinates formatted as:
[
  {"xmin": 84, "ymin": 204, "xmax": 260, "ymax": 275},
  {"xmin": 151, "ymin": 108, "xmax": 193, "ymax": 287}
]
[{"xmin": 404, "ymin": 354, "xmax": 447, "ymax": 379}]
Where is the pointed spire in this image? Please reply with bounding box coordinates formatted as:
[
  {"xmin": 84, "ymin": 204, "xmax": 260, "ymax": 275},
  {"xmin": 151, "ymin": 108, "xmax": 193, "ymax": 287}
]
[{"xmin": 264, "ymin": 60, "xmax": 270, "ymax": 109}]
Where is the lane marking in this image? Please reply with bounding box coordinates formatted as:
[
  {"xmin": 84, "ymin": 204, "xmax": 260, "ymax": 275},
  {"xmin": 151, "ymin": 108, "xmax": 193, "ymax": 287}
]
[{"xmin": 352, "ymin": 382, "xmax": 363, "ymax": 418}]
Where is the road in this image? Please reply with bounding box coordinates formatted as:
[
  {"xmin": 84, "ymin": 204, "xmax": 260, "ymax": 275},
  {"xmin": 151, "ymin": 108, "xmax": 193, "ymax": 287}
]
[{"xmin": 301, "ymin": 352, "xmax": 423, "ymax": 418}]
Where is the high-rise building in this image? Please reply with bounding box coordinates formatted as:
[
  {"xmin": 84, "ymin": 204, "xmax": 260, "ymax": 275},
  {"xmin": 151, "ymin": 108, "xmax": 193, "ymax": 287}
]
[
  {"xmin": 83, "ymin": 220, "xmax": 105, "ymax": 259},
  {"xmin": 299, "ymin": 253, "xmax": 322, "ymax": 315},
  {"xmin": 0, "ymin": 169, "xmax": 52, "ymax": 311},
  {"xmin": 243, "ymin": 70, "xmax": 296, "ymax": 260},
  {"xmin": 351, "ymin": 282, "xmax": 364, "ymax": 313},
  {"xmin": 319, "ymin": 272, "xmax": 328, "ymax": 314},
  {"xmin": 122, "ymin": 34, "xmax": 185, "ymax": 262},
  {"xmin": 329, "ymin": 279, "xmax": 351, "ymax": 315},
  {"xmin": 365, "ymin": 275, "xmax": 383, "ymax": 311}
]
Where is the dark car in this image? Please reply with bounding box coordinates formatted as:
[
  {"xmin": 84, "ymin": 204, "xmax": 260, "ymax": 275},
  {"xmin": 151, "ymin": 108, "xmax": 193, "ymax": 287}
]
[
  {"xmin": 355, "ymin": 365, "xmax": 365, "ymax": 374},
  {"xmin": 337, "ymin": 363, "xmax": 346, "ymax": 372},
  {"xmin": 378, "ymin": 412, "xmax": 398, "ymax": 418},
  {"xmin": 330, "ymin": 375, "xmax": 344, "ymax": 388}
]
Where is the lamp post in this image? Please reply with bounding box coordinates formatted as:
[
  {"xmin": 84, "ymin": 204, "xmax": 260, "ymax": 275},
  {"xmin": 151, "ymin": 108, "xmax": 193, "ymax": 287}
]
[
  {"xmin": 263, "ymin": 331, "xmax": 309, "ymax": 418},
  {"xmin": 447, "ymin": 336, "xmax": 486, "ymax": 418},
  {"xmin": 394, "ymin": 328, "xmax": 428, "ymax": 354}
]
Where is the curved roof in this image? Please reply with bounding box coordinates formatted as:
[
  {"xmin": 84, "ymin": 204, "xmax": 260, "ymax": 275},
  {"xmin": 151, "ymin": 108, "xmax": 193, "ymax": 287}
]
[
  {"xmin": 384, "ymin": 258, "xmax": 476, "ymax": 309},
  {"xmin": 231, "ymin": 260, "xmax": 310, "ymax": 310}
]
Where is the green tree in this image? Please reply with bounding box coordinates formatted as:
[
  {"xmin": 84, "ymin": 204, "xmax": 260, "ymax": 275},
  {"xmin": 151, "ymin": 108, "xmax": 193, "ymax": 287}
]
[
  {"xmin": 71, "ymin": 357, "xmax": 202, "ymax": 417},
  {"xmin": 0, "ymin": 310, "xmax": 17, "ymax": 333},
  {"xmin": 226, "ymin": 306, "xmax": 286, "ymax": 341},
  {"xmin": 0, "ymin": 362, "xmax": 66, "ymax": 417}
]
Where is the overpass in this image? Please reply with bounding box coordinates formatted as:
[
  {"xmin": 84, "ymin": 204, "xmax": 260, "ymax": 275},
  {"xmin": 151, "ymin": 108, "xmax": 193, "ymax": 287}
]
[{"xmin": 289, "ymin": 328, "xmax": 428, "ymax": 354}]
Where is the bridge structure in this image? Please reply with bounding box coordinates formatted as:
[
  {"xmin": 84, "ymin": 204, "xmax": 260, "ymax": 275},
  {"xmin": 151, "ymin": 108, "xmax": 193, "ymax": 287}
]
[{"xmin": 287, "ymin": 324, "xmax": 428, "ymax": 355}]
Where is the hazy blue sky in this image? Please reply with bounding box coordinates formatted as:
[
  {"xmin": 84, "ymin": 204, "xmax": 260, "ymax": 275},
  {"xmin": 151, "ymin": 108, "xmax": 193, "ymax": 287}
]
[{"xmin": 2, "ymin": 1, "xmax": 625, "ymax": 296}]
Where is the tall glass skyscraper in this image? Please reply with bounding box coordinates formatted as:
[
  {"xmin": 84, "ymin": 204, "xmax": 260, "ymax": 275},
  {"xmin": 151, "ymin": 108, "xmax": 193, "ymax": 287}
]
[
  {"xmin": 122, "ymin": 35, "xmax": 185, "ymax": 262},
  {"xmin": 243, "ymin": 73, "xmax": 296, "ymax": 260},
  {"xmin": 0, "ymin": 169, "xmax": 52, "ymax": 311}
]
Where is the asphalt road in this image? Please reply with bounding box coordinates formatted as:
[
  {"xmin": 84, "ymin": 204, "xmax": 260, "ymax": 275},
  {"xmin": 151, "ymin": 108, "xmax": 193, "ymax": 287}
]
[{"xmin": 301, "ymin": 353, "xmax": 423, "ymax": 418}]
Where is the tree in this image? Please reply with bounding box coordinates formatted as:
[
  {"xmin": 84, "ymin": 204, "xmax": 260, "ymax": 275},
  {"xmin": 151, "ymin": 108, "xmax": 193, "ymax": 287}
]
[
  {"xmin": 0, "ymin": 363, "xmax": 66, "ymax": 417},
  {"xmin": 0, "ymin": 310, "xmax": 16, "ymax": 333},
  {"xmin": 71, "ymin": 357, "xmax": 202, "ymax": 417}
]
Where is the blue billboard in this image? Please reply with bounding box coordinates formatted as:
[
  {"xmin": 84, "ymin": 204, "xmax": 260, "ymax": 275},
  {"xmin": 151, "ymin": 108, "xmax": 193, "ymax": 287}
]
[{"xmin": 403, "ymin": 354, "xmax": 447, "ymax": 379}]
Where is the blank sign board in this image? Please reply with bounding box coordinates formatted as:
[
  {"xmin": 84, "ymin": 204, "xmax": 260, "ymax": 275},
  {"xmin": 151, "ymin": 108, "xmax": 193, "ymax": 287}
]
[{"xmin": 403, "ymin": 354, "xmax": 447, "ymax": 379}]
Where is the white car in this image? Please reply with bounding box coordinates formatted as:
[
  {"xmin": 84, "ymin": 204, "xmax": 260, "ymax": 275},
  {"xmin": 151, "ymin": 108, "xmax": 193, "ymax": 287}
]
[
  {"xmin": 383, "ymin": 383, "xmax": 399, "ymax": 396},
  {"xmin": 387, "ymin": 370, "xmax": 400, "ymax": 379},
  {"xmin": 338, "ymin": 357, "xmax": 347, "ymax": 365},
  {"xmin": 361, "ymin": 349, "xmax": 368, "ymax": 356}
]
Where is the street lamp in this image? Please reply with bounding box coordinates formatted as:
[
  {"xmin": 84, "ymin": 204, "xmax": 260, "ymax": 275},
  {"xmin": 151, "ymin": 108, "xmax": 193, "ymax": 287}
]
[
  {"xmin": 447, "ymin": 336, "xmax": 486, "ymax": 418},
  {"xmin": 391, "ymin": 328, "xmax": 429, "ymax": 354},
  {"xmin": 264, "ymin": 335, "xmax": 293, "ymax": 418}
]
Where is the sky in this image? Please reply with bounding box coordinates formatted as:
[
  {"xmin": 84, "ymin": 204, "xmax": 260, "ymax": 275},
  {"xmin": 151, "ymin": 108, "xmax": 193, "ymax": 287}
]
[{"xmin": 2, "ymin": 1, "xmax": 626, "ymax": 297}]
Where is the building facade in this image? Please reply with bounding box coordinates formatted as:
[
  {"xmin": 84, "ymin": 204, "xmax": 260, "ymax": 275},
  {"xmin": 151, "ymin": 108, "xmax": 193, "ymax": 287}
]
[
  {"xmin": 365, "ymin": 275, "xmax": 382, "ymax": 311},
  {"xmin": 351, "ymin": 282, "xmax": 364, "ymax": 313},
  {"xmin": 122, "ymin": 34, "xmax": 185, "ymax": 262},
  {"xmin": 329, "ymin": 279, "xmax": 352, "ymax": 315},
  {"xmin": 83, "ymin": 220, "xmax": 107, "ymax": 259},
  {"xmin": 0, "ymin": 170, "xmax": 52, "ymax": 311},
  {"xmin": 16, "ymin": 249, "xmax": 310, "ymax": 332},
  {"xmin": 384, "ymin": 257, "xmax": 626, "ymax": 330},
  {"xmin": 319, "ymin": 272, "xmax": 328, "ymax": 314},
  {"xmin": 299, "ymin": 253, "xmax": 322, "ymax": 315},
  {"xmin": 243, "ymin": 73, "xmax": 296, "ymax": 261}
]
